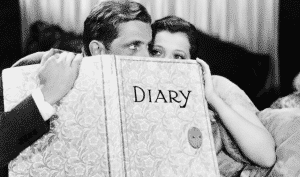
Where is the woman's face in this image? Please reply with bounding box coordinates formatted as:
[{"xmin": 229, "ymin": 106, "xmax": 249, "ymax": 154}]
[{"xmin": 151, "ymin": 31, "xmax": 191, "ymax": 59}]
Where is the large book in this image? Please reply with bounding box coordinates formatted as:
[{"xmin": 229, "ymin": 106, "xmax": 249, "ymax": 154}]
[{"xmin": 2, "ymin": 55, "xmax": 220, "ymax": 177}]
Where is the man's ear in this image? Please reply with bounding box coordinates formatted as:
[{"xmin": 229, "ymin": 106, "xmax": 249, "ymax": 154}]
[{"xmin": 89, "ymin": 40, "xmax": 106, "ymax": 56}]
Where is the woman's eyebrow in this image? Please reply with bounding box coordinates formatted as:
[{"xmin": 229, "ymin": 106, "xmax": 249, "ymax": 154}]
[
  {"xmin": 152, "ymin": 44, "xmax": 163, "ymax": 48},
  {"xmin": 174, "ymin": 50, "xmax": 186, "ymax": 55}
]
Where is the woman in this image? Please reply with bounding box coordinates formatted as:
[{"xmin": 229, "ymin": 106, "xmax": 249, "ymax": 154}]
[{"xmin": 149, "ymin": 15, "xmax": 276, "ymax": 168}]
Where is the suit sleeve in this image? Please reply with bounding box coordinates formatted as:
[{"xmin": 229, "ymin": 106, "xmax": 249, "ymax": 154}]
[{"xmin": 0, "ymin": 77, "xmax": 50, "ymax": 168}]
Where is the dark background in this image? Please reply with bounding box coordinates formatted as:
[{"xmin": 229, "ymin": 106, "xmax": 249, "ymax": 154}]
[
  {"xmin": 0, "ymin": 1, "xmax": 22, "ymax": 71},
  {"xmin": 0, "ymin": 0, "xmax": 299, "ymax": 110},
  {"xmin": 278, "ymin": 1, "xmax": 300, "ymax": 97}
]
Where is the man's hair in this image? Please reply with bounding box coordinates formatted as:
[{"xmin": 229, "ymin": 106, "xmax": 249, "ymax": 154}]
[
  {"xmin": 151, "ymin": 15, "xmax": 198, "ymax": 59},
  {"xmin": 83, "ymin": 0, "xmax": 151, "ymax": 56}
]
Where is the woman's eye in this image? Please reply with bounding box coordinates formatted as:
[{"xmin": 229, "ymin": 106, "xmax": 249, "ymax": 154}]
[
  {"xmin": 174, "ymin": 54, "xmax": 185, "ymax": 60},
  {"xmin": 150, "ymin": 49, "xmax": 162, "ymax": 57}
]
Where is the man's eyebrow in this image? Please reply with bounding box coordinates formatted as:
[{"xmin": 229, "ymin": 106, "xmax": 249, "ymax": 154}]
[
  {"xmin": 132, "ymin": 41, "xmax": 143, "ymax": 45},
  {"xmin": 123, "ymin": 40, "xmax": 143, "ymax": 46}
]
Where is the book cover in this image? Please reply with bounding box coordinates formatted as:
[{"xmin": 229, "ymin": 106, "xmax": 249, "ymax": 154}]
[{"xmin": 2, "ymin": 55, "xmax": 220, "ymax": 177}]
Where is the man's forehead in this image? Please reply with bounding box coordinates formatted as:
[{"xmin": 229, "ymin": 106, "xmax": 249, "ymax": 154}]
[{"xmin": 117, "ymin": 20, "xmax": 152, "ymax": 41}]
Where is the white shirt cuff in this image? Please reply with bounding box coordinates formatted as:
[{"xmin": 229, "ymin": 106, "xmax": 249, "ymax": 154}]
[{"xmin": 31, "ymin": 88, "xmax": 56, "ymax": 121}]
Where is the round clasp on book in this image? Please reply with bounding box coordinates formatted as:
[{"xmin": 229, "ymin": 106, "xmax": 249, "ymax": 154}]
[{"xmin": 188, "ymin": 127, "xmax": 202, "ymax": 149}]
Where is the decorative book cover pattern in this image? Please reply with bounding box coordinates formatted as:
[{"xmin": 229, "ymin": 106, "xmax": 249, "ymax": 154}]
[{"xmin": 2, "ymin": 55, "xmax": 220, "ymax": 177}]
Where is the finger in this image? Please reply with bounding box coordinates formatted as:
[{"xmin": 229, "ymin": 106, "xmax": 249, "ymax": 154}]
[
  {"xmin": 196, "ymin": 58, "xmax": 208, "ymax": 69},
  {"xmin": 196, "ymin": 58, "xmax": 210, "ymax": 75},
  {"xmin": 196, "ymin": 58, "xmax": 214, "ymax": 88},
  {"xmin": 53, "ymin": 48, "xmax": 65, "ymax": 54},
  {"xmin": 57, "ymin": 52, "xmax": 69, "ymax": 63},
  {"xmin": 41, "ymin": 49, "xmax": 55, "ymax": 65},
  {"xmin": 65, "ymin": 52, "xmax": 75, "ymax": 67},
  {"xmin": 196, "ymin": 58, "xmax": 205, "ymax": 65},
  {"xmin": 71, "ymin": 53, "xmax": 83, "ymax": 70},
  {"xmin": 196, "ymin": 57, "xmax": 201, "ymax": 63},
  {"xmin": 42, "ymin": 55, "xmax": 57, "ymax": 67},
  {"xmin": 52, "ymin": 48, "xmax": 66, "ymax": 59}
]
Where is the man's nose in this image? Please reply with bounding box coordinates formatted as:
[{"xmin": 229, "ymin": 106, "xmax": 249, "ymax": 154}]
[
  {"xmin": 136, "ymin": 47, "xmax": 150, "ymax": 57},
  {"xmin": 165, "ymin": 54, "xmax": 173, "ymax": 59}
]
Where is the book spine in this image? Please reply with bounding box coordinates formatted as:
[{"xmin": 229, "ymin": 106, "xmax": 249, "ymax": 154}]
[{"xmin": 101, "ymin": 55, "xmax": 126, "ymax": 177}]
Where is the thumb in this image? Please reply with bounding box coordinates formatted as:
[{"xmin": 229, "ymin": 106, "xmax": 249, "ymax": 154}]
[{"xmin": 196, "ymin": 58, "xmax": 210, "ymax": 76}]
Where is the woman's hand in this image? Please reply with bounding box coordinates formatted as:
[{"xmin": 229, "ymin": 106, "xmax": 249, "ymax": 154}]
[{"xmin": 196, "ymin": 58, "xmax": 217, "ymax": 103}]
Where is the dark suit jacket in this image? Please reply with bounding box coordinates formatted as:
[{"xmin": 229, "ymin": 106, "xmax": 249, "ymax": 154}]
[{"xmin": 0, "ymin": 57, "xmax": 49, "ymax": 176}]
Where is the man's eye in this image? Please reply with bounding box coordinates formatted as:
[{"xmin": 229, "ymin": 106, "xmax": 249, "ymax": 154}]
[
  {"xmin": 129, "ymin": 44, "xmax": 138, "ymax": 50},
  {"xmin": 174, "ymin": 54, "xmax": 185, "ymax": 60}
]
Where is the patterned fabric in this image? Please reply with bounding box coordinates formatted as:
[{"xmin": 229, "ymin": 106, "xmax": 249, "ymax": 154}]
[
  {"xmin": 258, "ymin": 108, "xmax": 300, "ymax": 176},
  {"xmin": 215, "ymin": 75, "xmax": 300, "ymax": 176},
  {"xmin": 6, "ymin": 60, "xmax": 110, "ymax": 176},
  {"xmin": 210, "ymin": 75, "xmax": 260, "ymax": 176},
  {"xmin": 270, "ymin": 92, "xmax": 300, "ymax": 109},
  {"xmin": 209, "ymin": 76, "xmax": 300, "ymax": 177},
  {"xmin": 212, "ymin": 75, "xmax": 257, "ymax": 162},
  {"xmin": 6, "ymin": 62, "xmax": 299, "ymax": 176},
  {"xmin": 265, "ymin": 88, "xmax": 300, "ymax": 176},
  {"xmin": 4, "ymin": 56, "xmax": 220, "ymax": 177},
  {"xmin": 217, "ymin": 151, "xmax": 244, "ymax": 177},
  {"xmin": 268, "ymin": 130, "xmax": 300, "ymax": 177}
]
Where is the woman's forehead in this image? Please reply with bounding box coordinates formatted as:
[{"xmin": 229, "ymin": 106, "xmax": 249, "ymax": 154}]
[{"xmin": 154, "ymin": 31, "xmax": 190, "ymax": 52}]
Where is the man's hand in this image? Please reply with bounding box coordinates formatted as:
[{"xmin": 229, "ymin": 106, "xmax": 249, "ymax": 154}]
[{"xmin": 38, "ymin": 49, "xmax": 83, "ymax": 105}]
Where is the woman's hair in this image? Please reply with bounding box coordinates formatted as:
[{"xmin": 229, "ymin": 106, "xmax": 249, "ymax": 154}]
[{"xmin": 151, "ymin": 15, "xmax": 198, "ymax": 59}]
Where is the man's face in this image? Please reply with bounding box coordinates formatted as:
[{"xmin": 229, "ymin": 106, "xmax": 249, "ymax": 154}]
[{"xmin": 107, "ymin": 20, "xmax": 152, "ymax": 57}]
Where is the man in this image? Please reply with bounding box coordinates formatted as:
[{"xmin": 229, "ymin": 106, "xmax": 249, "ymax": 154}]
[{"xmin": 0, "ymin": 0, "xmax": 152, "ymax": 175}]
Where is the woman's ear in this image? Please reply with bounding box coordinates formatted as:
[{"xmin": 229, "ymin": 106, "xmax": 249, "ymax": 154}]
[{"xmin": 89, "ymin": 40, "xmax": 106, "ymax": 56}]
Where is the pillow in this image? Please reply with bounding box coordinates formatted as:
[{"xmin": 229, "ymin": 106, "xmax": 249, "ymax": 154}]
[
  {"xmin": 270, "ymin": 92, "xmax": 300, "ymax": 109},
  {"xmin": 270, "ymin": 71, "xmax": 300, "ymax": 109},
  {"xmin": 267, "ymin": 129, "xmax": 300, "ymax": 176},
  {"xmin": 257, "ymin": 108, "xmax": 300, "ymax": 176},
  {"xmin": 258, "ymin": 108, "xmax": 300, "ymax": 146}
]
